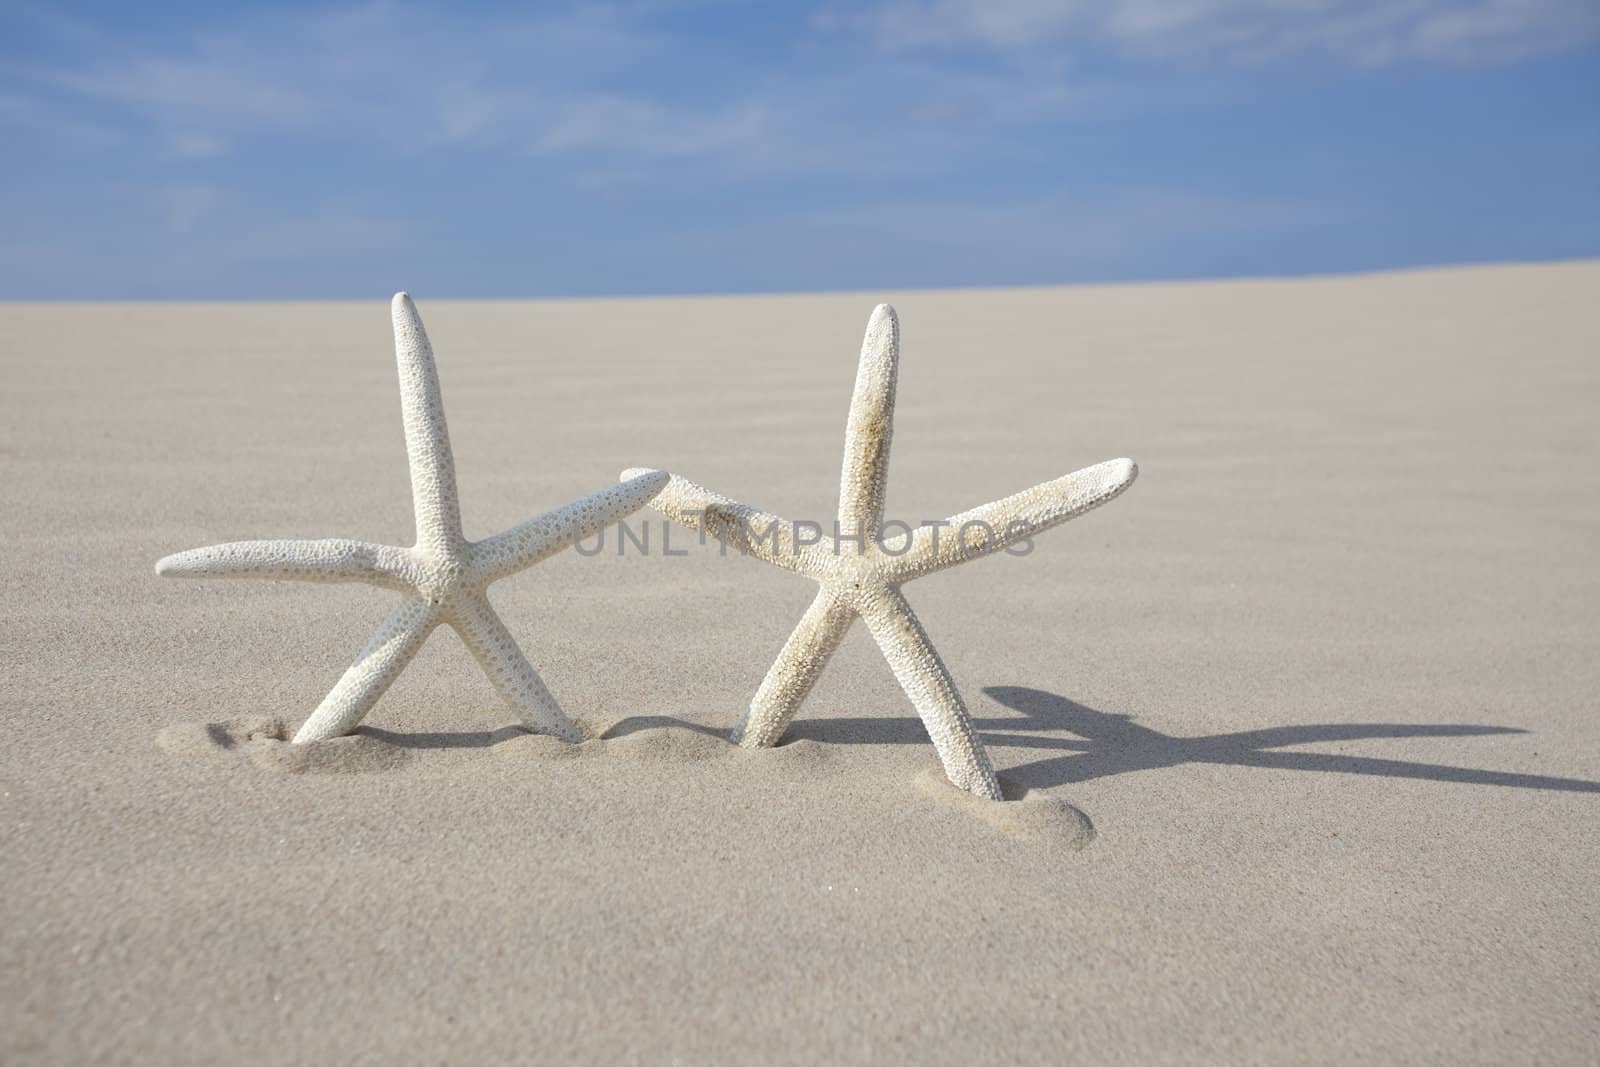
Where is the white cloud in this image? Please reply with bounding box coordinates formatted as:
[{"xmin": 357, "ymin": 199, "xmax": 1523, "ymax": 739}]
[
  {"xmin": 3, "ymin": 2, "xmax": 968, "ymax": 184},
  {"xmin": 10, "ymin": 0, "xmax": 1587, "ymax": 193},
  {"xmin": 611, "ymin": 182, "xmax": 1330, "ymax": 293},
  {"xmin": 0, "ymin": 1, "xmax": 1127, "ymax": 183},
  {"xmin": 149, "ymin": 186, "xmax": 398, "ymax": 255},
  {"xmin": 527, "ymin": 95, "xmax": 773, "ymax": 160},
  {"xmin": 162, "ymin": 185, "xmax": 220, "ymax": 232},
  {"xmin": 798, "ymin": 184, "xmax": 1321, "ymax": 261},
  {"xmin": 0, "ymin": 0, "xmax": 1591, "ymax": 299},
  {"xmin": 1, "ymin": 2, "xmax": 656, "ymax": 149},
  {"xmin": 834, "ymin": 0, "xmax": 1600, "ymax": 65},
  {"xmin": 0, "ymin": 86, "xmax": 123, "ymax": 149},
  {"xmin": 167, "ymin": 132, "xmax": 228, "ymax": 158},
  {"xmin": 226, "ymin": 214, "xmax": 406, "ymax": 261}
]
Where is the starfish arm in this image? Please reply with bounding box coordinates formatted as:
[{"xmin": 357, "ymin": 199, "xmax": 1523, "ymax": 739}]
[
  {"xmin": 886, "ymin": 457, "xmax": 1137, "ymax": 581},
  {"xmin": 392, "ymin": 293, "xmax": 464, "ymax": 555},
  {"xmin": 859, "ymin": 587, "xmax": 1002, "ymax": 800},
  {"xmin": 732, "ymin": 590, "xmax": 857, "ymax": 748},
  {"xmin": 448, "ymin": 593, "xmax": 581, "ymax": 741},
  {"xmin": 622, "ymin": 468, "xmax": 817, "ymax": 574},
  {"xmin": 155, "ymin": 539, "xmax": 410, "ymax": 589},
  {"xmin": 468, "ymin": 469, "xmax": 670, "ymax": 583},
  {"xmin": 292, "ymin": 596, "xmax": 439, "ymax": 742},
  {"xmin": 837, "ymin": 304, "xmax": 899, "ymax": 539}
]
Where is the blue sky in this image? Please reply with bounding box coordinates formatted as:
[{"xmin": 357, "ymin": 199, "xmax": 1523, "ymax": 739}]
[{"xmin": 2, "ymin": 0, "xmax": 1597, "ymax": 299}]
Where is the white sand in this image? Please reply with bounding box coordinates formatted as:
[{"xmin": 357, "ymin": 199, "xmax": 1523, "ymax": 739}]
[{"xmin": 3, "ymin": 262, "xmax": 1598, "ymax": 1064}]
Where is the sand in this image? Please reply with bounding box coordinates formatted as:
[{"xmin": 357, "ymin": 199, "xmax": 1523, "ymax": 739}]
[{"xmin": 2, "ymin": 261, "xmax": 1597, "ymax": 1064}]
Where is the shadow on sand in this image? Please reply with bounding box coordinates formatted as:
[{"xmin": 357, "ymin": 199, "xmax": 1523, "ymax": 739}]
[
  {"xmin": 358, "ymin": 725, "xmax": 532, "ymax": 749},
  {"xmin": 350, "ymin": 689, "xmax": 1599, "ymax": 796},
  {"xmin": 779, "ymin": 685, "xmax": 1600, "ymax": 794},
  {"xmin": 358, "ymin": 717, "xmax": 724, "ymax": 749}
]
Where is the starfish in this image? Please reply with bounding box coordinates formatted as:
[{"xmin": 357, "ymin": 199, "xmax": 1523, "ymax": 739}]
[
  {"xmin": 626, "ymin": 304, "xmax": 1137, "ymax": 800},
  {"xmin": 157, "ymin": 293, "xmax": 668, "ymax": 745}
]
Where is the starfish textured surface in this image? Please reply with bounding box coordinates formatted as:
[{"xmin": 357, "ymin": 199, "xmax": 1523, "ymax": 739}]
[
  {"xmin": 158, "ymin": 294, "xmax": 669, "ymax": 744},
  {"xmin": 626, "ymin": 304, "xmax": 1136, "ymax": 800}
]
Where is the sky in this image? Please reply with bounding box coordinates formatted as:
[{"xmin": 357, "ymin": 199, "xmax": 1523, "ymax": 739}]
[{"xmin": 2, "ymin": 0, "xmax": 1597, "ymax": 299}]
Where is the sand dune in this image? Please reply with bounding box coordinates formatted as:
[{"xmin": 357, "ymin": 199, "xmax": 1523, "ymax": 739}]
[{"xmin": 3, "ymin": 261, "xmax": 1598, "ymax": 1063}]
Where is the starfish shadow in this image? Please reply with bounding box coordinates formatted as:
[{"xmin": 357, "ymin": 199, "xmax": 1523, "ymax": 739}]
[
  {"xmin": 357, "ymin": 725, "xmax": 532, "ymax": 749},
  {"xmin": 600, "ymin": 716, "xmax": 726, "ymax": 741},
  {"xmin": 782, "ymin": 685, "xmax": 1600, "ymax": 794},
  {"xmin": 356, "ymin": 718, "xmax": 726, "ymax": 749}
]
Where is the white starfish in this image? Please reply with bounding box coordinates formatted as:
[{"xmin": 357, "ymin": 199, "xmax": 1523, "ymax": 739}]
[
  {"xmin": 626, "ymin": 305, "xmax": 1136, "ymax": 799},
  {"xmin": 158, "ymin": 293, "xmax": 668, "ymax": 745}
]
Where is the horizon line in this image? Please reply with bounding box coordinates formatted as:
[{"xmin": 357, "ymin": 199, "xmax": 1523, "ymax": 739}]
[{"xmin": 2, "ymin": 255, "xmax": 1595, "ymax": 306}]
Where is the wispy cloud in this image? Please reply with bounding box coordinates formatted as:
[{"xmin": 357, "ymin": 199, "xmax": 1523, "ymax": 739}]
[
  {"xmin": 700, "ymin": 184, "xmax": 1327, "ymax": 288},
  {"xmin": 0, "ymin": 1, "xmax": 1593, "ymax": 298},
  {"xmin": 829, "ymin": 0, "xmax": 1600, "ymax": 65},
  {"xmin": 166, "ymin": 131, "xmax": 228, "ymax": 159},
  {"xmin": 13, "ymin": 4, "xmax": 1068, "ymax": 184},
  {"xmin": 229, "ymin": 213, "xmax": 407, "ymax": 261},
  {"xmin": 148, "ymin": 185, "xmax": 394, "ymax": 256},
  {"xmin": 10, "ymin": 0, "xmax": 1588, "ymax": 180},
  {"xmin": 161, "ymin": 185, "xmax": 220, "ymax": 232},
  {"xmin": 0, "ymin": 86, "xmax": 121, "ymax": 149},
  {"xmin": 2, "ymin": 3, "xmax": 656, "ymax": 149}
]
